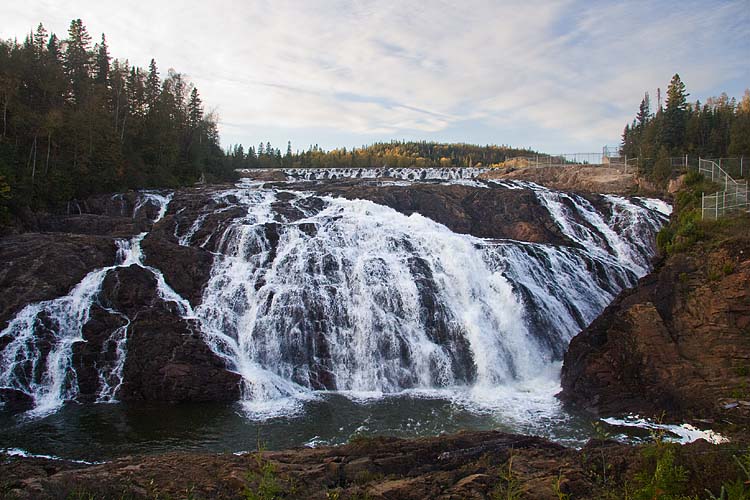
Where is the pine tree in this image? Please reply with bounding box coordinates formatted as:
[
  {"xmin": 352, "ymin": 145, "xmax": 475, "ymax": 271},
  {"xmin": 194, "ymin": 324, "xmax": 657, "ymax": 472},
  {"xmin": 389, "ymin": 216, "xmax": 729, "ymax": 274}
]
[
  {"xmin": 94, "ymin": 34, "xmax": 110, "ymax": 86},
  {"xmin": 64, "ymin": 19, "xmax": 93, "ymax": 104},
  {"xmin": 636, "ymin": 92, "xmax": 651, "ymax": 127},
  {"xmin": 662, "ymin": 73, "xmax": 689, "ymax": 151},
  {"xmin": 145, "ymin": 58, "xmax": 160, "ymax": 110},
  {"xmin": 47, "ymin": 34, "xmax": 60, "ymax": 61},
  {"xmin": 32, "ymin": 23, "xmax": 47, "ymax": 56},
  {"xmin": 187, "ymin": 87, "xmax": 203, "ymax": 128}
]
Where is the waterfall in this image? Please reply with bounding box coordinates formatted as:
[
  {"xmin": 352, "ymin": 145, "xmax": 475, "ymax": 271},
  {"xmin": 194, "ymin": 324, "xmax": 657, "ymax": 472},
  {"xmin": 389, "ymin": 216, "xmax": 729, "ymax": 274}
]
[
  {"xmin": 282, "ymin": 167, "xmax": 489, "ymax": 181},
  {"xmin": 186, "ymin": 181, "xmax": 667, "ymax": 416},
  {"xmin": 0, "ymin": 179, "xmax": 668, "ymax": 420},
  {"xmin": 0, "ymin": 193, "xmax": 183, "ymax": 417}
]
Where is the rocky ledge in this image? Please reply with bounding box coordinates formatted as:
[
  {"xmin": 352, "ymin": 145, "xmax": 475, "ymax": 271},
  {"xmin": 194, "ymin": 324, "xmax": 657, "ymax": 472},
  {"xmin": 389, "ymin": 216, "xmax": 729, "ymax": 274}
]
[
  {"xmin": 280, "ymin": 179, "xmax": 588, "ymax": 245},
  {"xmin": 1, "ymin": 430, "xmax": 743, "ymax": 499},
  {"xmin": 560, "ymin": 217, "xmax": 750, "ymax": 424},
  {"xmin": 479, "ymin": 165, "xmax": 643, "ymax": 195}
]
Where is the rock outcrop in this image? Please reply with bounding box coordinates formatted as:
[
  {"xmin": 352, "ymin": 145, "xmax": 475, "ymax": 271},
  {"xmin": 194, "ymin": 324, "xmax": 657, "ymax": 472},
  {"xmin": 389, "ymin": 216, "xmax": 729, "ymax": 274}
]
[
  {"xmin": 0, "ymin": 189, "xmax": 241, "ymax": 408},
  {"xmin": 72, "ymin": 265, "xmax": 241, "ymax": 403},
  {"xmin": 288, "ymin": 180, "xmax": 575, "ymax": 245},
  {"xmin": 480, "ymin": 165, "xmax": 641, "ymax": 195},
  {"xmin": 0, "ymin": 431, "xmax": 740, "ymax": 500},
  {"xmin": 560, "ymin": 226, "xmax": 750, "ymax": 422},
  {"xmin": 0, "ymin": 234, "xmax": 116, "ymax": 330}
]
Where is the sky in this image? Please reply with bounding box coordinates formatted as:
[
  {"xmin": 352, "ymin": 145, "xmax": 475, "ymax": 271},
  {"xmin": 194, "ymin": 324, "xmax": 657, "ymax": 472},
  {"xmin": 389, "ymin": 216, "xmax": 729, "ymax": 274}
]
[{"xmin": 2, "ymin": 0, "xmax": 749, "ymax": 154}]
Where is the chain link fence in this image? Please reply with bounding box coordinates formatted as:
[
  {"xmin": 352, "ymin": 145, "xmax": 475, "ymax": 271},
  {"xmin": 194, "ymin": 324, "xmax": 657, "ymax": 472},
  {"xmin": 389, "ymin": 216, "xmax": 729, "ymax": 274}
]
[{"xmin": 699, "ymin": 159, "xmax": 749, "ymax": 220}]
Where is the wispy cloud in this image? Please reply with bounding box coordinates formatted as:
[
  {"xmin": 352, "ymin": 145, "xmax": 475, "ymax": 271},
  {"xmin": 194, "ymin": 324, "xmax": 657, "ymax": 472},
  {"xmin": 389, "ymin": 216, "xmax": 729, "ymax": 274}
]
[{"xmin": 2, "ymin": 0, "xmax": 748, "ymax": 152}]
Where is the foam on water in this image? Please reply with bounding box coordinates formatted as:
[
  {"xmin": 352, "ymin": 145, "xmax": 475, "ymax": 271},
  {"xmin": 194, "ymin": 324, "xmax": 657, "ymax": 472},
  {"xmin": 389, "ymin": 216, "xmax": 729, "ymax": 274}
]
[
  {"xmin": 283, "ymin": 167, "xmax": 488, "ymax": 182},
  {"xmin": 1, "ymin": 447, "xmax": 104, "ymax": 464},
  {"xmin": 602, "ymin": 416, "xmax": 729, "ymax": 444}
]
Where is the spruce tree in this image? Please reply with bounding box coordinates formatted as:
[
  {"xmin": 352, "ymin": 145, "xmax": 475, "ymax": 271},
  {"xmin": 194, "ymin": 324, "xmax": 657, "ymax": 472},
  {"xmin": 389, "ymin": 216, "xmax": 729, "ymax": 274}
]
[
  {"xmin": 636, "ymin": 92, "xmax": 651, "ymax": 127},
  {"xmin": 187, "ymin": 87, "xmax": 203, "ymax": 128},
  {"xmin": 662, "ymin": 73, "xmax": 689, "ymax": 151},
  {"xmin": 64, "ymin": 19, "xmax": 93, "ymax": 104},
  {"xmin": 94, "ymin": 34, "xmax": 110, "ymax": 86},
  {"xmin": 145, "ymin": 58, "xmax": 160, "ymax": 110},
  {"xmin": 32, "ymin": 23, "xmax": 47, "ymax": 56}
]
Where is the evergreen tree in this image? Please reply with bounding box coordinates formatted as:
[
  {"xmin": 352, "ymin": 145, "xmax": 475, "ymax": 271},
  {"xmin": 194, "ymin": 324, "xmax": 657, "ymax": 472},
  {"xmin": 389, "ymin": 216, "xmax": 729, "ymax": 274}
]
[
  {"xmin": 662, "ymin": 73, "xmax": 689, "ymax": 151},
  {"xmin": 145, "ymin": 58, "xmax": 160, "ymax": 110},
  {"xmin": 32, "ymin": 23, "xmax": 47, "ymax": 56},
  {"xmin": 0, "ymin": 19, "xmax": 232, "ymax": 221},
  {"xmin": 187, "ymin": 87, "xmax": 202, "ymax": 128},
  {"xmin": 636, "ymin": 92, "xmax": 651, "ymax": 127},
  {"xmin": 47, "ymin": 34, "xmax": 60, "ymax": 61},
  {"xmin": 63, "ymin": 19, "xmax": 92, "ymax": 104},
  {"xmin": 94, "ymin": 34, "xmax": 110, "ymax": 86}
]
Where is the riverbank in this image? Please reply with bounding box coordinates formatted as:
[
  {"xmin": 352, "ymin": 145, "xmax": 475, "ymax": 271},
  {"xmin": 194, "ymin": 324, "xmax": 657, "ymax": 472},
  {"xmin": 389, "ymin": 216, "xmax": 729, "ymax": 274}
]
[{"xmin": 2, "ymin": 429, "xmax": 748, "ymax": 499}]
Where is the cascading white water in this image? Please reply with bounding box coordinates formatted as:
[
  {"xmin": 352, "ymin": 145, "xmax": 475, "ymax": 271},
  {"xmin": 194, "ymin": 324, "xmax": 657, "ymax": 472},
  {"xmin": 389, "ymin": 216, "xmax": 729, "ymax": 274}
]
[
  {"xmin": 282, "ymin": 167, "xmax": 488, "ymax": 181},
  {"xmin": 0, "ymin": 193, "xmax": 184, "ymax": 416},
  {"xmin": 0, "ymin": 178, "xmax": 669, "ymax": 423},
  {"xmin": 185, "ymin": 180, "xmax": 667, "ymax": 417}
]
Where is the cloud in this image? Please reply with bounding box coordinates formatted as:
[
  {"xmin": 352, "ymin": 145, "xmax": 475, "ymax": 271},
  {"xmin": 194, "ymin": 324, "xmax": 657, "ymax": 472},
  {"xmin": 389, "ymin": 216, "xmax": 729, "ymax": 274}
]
[{"xmin": 1, "ymin": 0, "xmax": 748, "ymax": 152}]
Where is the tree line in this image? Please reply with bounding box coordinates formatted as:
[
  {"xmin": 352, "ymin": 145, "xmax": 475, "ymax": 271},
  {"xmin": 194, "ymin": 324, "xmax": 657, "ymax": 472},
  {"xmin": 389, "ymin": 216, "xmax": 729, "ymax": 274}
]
[
  {"xmin": 225, "ymin": 140, "xmax": 539, "ymax": 170},
  {"xmin": 621, "ymin": 73, "xmax": 750, "ymax": 183},
  {"xmin": 0, "ymin": 20, "xmax": 235, "ymax": 224}
]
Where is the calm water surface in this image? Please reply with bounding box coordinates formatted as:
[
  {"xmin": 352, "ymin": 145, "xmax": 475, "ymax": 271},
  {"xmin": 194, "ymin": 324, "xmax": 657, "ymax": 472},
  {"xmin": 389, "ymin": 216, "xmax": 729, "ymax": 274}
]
[{"xmin": 0, "ymin": 393, "xmax": 598, "ymax": 462}]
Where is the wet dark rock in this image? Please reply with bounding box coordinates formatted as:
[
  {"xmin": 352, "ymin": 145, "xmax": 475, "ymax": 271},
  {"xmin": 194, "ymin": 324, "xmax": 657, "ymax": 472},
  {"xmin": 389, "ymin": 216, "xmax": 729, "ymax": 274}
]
[
  {"xmin": 296, "ymin": 180, "xmax": 573, "ymax": 245},
  {"xmin": 65, "ymin": 192, "xmax": 140, "ymax": 218},
  {"xmin": 83, "ymin": 264, "xmax": 240, "ymax": 403},
  {"xmin": 32, "ymin": 214, "xmax": 147, "ymax": 237},
  {"xmin": 118, "ymin": 309, "xmax": 241, "ymax": 402},
  {"xmin": 0, "ymin": 388, "xmax": 34, "ymax": 413},
  {"xmin": 100, "ymin": 265, "xmax": 160, "ymax": 315},
  {"xmin": 74, "ymin": 305, "xmax": 129, "ymax": 400},
  {"xmin": 0, "ymin": 234, "xmax": 116, "ymax": 330},
  {"xmin": 141, "ymin": 234, "xmax": 213, "ymax": 308}
]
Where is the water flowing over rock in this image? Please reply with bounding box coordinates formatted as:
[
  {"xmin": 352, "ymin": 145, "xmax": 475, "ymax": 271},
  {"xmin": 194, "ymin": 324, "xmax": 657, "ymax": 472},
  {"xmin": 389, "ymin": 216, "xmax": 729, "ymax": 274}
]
[
  {"xmin": 0, "ymin": 193, "xmax": 239, "ymax": 416},
  {"xmin": 0, "ymin": 177, "xmax": 668, "ymax": 419},
  {"xmin": 283, "ymin": 166, "xmax": 489, "ymax": 181}
]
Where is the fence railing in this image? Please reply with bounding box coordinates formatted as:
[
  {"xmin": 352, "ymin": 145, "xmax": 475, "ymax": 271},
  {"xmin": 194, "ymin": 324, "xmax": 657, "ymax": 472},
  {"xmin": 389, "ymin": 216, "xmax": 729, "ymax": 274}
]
[
  {"xmin": 698, "ymin": 158, "xmax": 749, "ymax": 220},
  {"xmin": 495, "ymin": 153, "xmax": 747, "ymax": 183},
  {"xmin": 503, "ymin": 153, "xmax": 632, "ymax": 171}
]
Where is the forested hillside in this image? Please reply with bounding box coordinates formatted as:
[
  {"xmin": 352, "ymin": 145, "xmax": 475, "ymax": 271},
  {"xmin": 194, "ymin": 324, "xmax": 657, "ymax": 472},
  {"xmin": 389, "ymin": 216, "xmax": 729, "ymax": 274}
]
[
  {"xmin": 621, "ymin": 73, "xmax": 750, "ymax": 183},
  {"xmin": 224, "ymin": 140, "xmax": 540, "ymax": 170},
  {"xmin": 0, "ymin": 20, "xmax": 234, "ymax": 223}
]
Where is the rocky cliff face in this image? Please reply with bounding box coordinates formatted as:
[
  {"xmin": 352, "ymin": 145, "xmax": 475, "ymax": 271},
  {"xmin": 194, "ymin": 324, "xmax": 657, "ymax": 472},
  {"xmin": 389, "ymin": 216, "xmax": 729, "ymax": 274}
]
[
  {"xmin": 560, "ymin": 225, "xmax": 750, "ymax": 422},
  {"xmin": 300, "ymin": 180, "xmax": 575, "ymax": 245}
]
